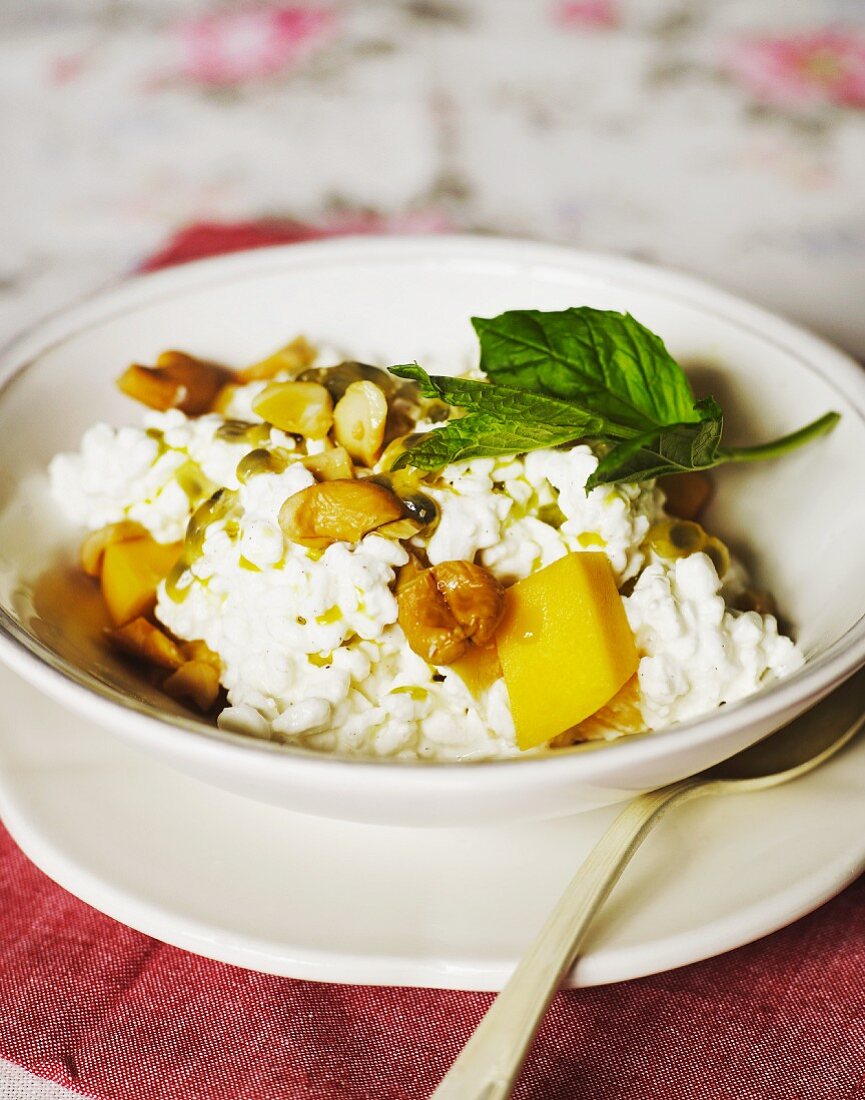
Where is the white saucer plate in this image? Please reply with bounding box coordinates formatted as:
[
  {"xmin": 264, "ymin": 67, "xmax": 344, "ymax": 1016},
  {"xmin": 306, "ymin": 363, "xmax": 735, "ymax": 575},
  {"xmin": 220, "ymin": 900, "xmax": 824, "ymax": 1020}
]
[{"xmin": 1, "ymin": 663, "xmax": 864, "ymax": 991}]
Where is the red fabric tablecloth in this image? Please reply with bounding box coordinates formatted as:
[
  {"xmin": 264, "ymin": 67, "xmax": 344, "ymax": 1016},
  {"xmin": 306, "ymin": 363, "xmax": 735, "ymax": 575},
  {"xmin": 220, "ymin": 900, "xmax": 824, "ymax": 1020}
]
[{"xmin": 1, "ymin": 221, "xmax": 864, "ymax": 1100}]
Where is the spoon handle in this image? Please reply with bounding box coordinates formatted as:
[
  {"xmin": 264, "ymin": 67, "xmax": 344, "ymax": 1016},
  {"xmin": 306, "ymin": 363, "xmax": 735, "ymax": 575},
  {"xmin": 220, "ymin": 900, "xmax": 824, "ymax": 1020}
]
[{"xmin": 430, "ymin": 778, "xmax": 706, "ymax": 1100}]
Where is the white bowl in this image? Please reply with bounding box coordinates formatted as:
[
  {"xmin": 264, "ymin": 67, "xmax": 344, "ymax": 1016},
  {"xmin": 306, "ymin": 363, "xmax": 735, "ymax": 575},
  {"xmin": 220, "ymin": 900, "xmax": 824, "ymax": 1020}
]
[{"xmin": 0, "ymin": 236, "xmax": 863, "ymax": 827}]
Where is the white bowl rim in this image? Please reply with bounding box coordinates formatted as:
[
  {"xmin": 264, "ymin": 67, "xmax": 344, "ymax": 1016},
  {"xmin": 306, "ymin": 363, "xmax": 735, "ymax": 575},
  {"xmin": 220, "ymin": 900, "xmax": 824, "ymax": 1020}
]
[{"xmin": 0, "ymin": 233, "xmax": 864, "ymax": 792}]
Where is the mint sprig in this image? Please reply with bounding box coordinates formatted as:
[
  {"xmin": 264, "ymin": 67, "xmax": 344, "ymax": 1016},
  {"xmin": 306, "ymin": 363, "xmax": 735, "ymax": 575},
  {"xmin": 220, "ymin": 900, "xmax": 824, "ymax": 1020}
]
[
  {"xmin": 389, "ymin": 366, "xmax": 604, "ymax": 470},
  {"xmin": 390, "ymin": 308, "xmax": 839, "ymax": 487}
]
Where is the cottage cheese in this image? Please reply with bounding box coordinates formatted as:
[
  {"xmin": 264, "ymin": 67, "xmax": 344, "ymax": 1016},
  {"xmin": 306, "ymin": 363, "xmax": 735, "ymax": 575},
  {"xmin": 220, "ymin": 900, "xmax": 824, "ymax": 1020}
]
[
  {"xmin": 625, "ymin": 553, "xmax": 803, "ymax": 728},
  {"xmin": 49, "ymin": 374, "xmax": 805, "ymax": 760}
]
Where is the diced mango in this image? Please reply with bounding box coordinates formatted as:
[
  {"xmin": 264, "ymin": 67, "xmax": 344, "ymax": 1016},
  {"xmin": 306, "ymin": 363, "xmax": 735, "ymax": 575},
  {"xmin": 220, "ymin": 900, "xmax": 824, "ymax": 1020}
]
[
  {"xmin": 164, "ymin": 660, "xmax": 221, "ymax": 712},
  {"xmin": 496, "ymin": 552, "xmax": 638, "ymax": 751},
  {"xmin": 550, "ymin": 674, "xmax": 644, "ymax": 747},
  {"xmin": 100, "ymin": 537, "xmax": 182, "ymax": 626},
  {"xmin": 108, "ymin": 617, "xmax": 185, "ymax": 670},
  {"xmin": 80, "ymin": 521, "xmax": 147, "ymax": 577},
  {"xmin": 451, "ymin": 644, "xmax": 502, "ymax": 699}
]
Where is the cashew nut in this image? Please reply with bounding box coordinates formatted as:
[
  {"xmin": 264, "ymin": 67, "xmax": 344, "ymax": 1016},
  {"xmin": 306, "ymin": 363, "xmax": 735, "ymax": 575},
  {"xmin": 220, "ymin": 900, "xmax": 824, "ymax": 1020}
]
[
  {"xmin": 333, "ymin": 380, "xmax": 388, "ymax": 467},
  {"xmin": 279, "ymin": 478, "xmax": 404, "ymax": 549}
]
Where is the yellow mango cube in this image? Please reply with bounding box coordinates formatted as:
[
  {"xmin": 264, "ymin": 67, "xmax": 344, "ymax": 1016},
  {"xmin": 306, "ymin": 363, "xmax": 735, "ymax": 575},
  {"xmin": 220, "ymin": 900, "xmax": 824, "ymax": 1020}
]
[
  {"xmin": 100, "ymin": 537, "xmax": 182, "ymax": 626},
  {"xmin": 496, "ymin": 552, "xmax": 638, "ymax": 750}
]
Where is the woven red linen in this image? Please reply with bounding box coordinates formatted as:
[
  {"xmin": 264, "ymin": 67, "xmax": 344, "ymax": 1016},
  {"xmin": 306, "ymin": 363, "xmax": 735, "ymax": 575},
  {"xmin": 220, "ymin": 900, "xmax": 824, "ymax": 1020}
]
[{"xmin": 1, "ymin": 222, "xmax": 865, "ymax": 1100}]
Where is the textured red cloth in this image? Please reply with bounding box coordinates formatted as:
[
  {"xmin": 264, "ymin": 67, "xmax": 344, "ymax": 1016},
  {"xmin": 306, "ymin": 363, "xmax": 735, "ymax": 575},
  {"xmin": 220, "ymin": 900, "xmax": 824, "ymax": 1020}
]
[{"xmin": 1, "ymin": 221, "xmax": 865, "ymax": 1100}]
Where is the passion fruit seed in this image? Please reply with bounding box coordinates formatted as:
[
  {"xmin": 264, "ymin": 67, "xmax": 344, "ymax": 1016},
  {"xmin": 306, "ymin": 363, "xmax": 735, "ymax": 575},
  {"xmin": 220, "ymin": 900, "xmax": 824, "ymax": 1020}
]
[
  {"xmin": 216, "ymin": 419, "xmax": 272, "ymax": 445},
  {"xmin": 668, "ymin": 521, "xmax": 704, "ymax": 553},
  {"xmin": 165, "ymin": 488, "xmax": 240, "ymax": 602},
  {"xmin": 703, "ymin": 536, "xmax": 730, "ymax": 578},
  {"xmin": 298, "ymin": 361, "xmax": 397, "ymax": 402},
  {"xmin": 645, "ymin": 519, "xmax": 730, "ymax": 577},
  {"xmin": 235, "ymin": 448, "xmax": 290, "ymax": 484}
]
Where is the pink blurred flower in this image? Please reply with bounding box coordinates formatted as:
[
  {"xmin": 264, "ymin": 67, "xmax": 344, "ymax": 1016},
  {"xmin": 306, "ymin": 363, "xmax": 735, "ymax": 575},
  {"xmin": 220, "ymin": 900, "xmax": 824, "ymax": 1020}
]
[
  {"xmin": 323, "ymin": 210, "xmax": 454, "ymax": 235},
  {"xmin": 553, "ymin": 0, "xmax": 617, "ymax": 29},
  {"xmin": 174, "ymin": 6, "xmax": 335, "ymax": 87},
  {"xmin": 725, "ymin": 31, "xmax": 865, "ymax": 110}
]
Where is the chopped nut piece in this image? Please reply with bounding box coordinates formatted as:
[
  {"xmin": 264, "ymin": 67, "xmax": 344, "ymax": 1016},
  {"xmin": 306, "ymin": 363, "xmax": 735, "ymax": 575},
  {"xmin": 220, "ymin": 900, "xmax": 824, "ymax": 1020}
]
[
  {"xmin": 164, "ymin": 660, "xmax": 221, "ymax": 712},
  {"xmin": 398, "ymin": 569, "xmax": 468, "ymax": 665},
  {"xmin": 279, "ymin": 479, "xmax": 404, "ymax": 549},
  {"xmin": 117, "ymin": 366, "xmax": 180, "ymax": 412},
  {"xmin": 431, "ymin": 560, "xmax": 505, "ymax": 648},
  {"xmin": 736, "ymin": 587, "xmax": 777, "ymax": 616},
  {"xmin": 252, "ymin": 381, "xmax": 333, "ymax": 439},
  {"xmin": 117, "ymin": 351, "xmax": 231, "ymax": 416},
  {"xmin": 659, "ymin": 472, "xmax": 713, "ymax": 521},
  {"xmin": 236, "ymin": 336, "xmax": 317, "ymax": 383},
  {"xmin": 397, "ymin": 560, "xmax": 505, "ymax": 665},
  {"xmin": 302, "ymin": 446, "xmax": 355, "ymax": 481},
  {"xmin": 333, "ymin": 380, "xmax": 388, "ymax": 467},
  {"xmin": 108, "ymin": 617, "xmax": 185, "ymax": 670},
  {"xmin": 80, "ymin": 521, "xmax": 147, "ymax": 577}
]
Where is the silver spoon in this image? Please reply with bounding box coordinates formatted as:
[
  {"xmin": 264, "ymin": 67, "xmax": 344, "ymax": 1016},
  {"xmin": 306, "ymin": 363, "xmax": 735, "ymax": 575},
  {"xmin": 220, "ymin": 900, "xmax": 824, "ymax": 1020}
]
[{"xmin": 431, "ymin": 668, "xmax": 865, "ymax": 1100}]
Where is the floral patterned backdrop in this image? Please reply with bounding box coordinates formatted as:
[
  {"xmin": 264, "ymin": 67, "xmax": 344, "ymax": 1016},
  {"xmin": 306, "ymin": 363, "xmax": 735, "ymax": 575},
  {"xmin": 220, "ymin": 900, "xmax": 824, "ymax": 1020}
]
[{"xmin": 1, "ymin": 0, "xmax": 864, "ymax": 355}]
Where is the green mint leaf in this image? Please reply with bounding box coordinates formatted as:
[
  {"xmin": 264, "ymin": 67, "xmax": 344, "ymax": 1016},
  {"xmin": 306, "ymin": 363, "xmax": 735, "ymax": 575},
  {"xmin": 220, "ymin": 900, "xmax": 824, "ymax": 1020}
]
[
  {"xmin": 586, "ymin": 411, "xmax": 724, "ymax": 489},
  {"xmin": 388, "ymin": 305, "xmax": 840, "ymax": 487},
  {"xmin": 388, "ymin": 364, "xmax": 603, "ymax": 471},
  {"xmin": 472, "ymin": 307, "xmax": 700, "ymax": 431}
]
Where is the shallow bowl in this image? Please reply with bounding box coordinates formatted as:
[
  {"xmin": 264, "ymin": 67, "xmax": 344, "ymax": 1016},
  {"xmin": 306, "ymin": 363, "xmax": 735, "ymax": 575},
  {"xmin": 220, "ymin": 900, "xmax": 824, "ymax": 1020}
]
[{"xmin": 0, "ymin": 235, "xmax": 863, "ymax": 826}]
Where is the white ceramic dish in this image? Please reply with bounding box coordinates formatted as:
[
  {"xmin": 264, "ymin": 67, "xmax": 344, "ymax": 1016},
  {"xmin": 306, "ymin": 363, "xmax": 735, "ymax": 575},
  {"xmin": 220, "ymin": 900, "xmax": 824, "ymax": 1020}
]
[
  {"xmin": 0, "ymin": 236, "xmax": 864, "ymax": 827},
  {"xmin": 2, "ymin": 662, "xmax": 864, "ymax": 990}
]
